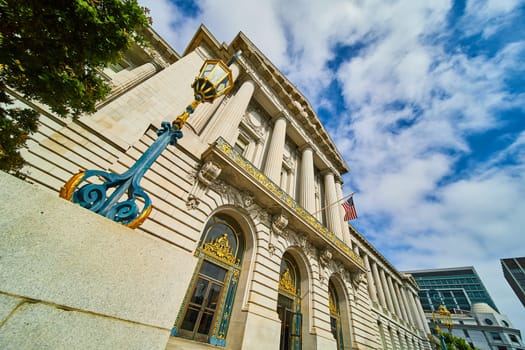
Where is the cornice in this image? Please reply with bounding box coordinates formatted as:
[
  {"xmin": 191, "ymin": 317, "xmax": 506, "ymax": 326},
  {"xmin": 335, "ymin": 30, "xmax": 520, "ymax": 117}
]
[
  {"xmin": 349, "ymin": 224, "xmax": 415, "ymax": 287},
  {"xmin": 229, "ymin": 31, "xmax": 349, "ymax": 175}
]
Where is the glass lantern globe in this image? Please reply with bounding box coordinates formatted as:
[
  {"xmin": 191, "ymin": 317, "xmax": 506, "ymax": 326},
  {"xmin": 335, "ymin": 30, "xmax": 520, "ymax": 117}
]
[{"xmin": 192, "ymin": 59, "xmax": 234, "ymax": 103}]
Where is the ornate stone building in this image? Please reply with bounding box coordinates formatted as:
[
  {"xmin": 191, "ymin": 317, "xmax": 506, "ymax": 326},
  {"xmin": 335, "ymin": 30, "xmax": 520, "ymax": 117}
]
[{"xmin": 6, "ymin": 25, "xmax": 432, "ymax": 349}]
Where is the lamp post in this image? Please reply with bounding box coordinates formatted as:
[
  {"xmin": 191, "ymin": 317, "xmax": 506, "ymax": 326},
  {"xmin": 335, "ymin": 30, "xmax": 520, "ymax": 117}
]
[
  {"xmin": 432, "ymin": 304, "xmax": 453, "ymax": 350},
  {"xmin": 60, "ymin": 51, "xmax": 241, "ymax": 228}
]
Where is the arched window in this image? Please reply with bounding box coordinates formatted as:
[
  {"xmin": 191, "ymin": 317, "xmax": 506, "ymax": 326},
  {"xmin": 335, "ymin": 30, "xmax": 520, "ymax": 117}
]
[
  {"xmin": 277, "ymin": 255, "xmax": 301, "ymax": 350},
  {"xmin": 329, "ymin": 281, "xmax": 344, "ymax": 350},
  {"xmin": 173, "ymin": 214, "xmax": 244, "ymax": 346}
]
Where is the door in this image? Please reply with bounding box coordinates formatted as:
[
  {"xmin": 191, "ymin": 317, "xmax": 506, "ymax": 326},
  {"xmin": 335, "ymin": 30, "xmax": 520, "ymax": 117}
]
[
  {"xmin": 278, "ymin": 294, "xmax": 302, "ymax": 350},
  {"xmin": 178, "ymin": 261, "xmax": 227, "ymax": 342}
]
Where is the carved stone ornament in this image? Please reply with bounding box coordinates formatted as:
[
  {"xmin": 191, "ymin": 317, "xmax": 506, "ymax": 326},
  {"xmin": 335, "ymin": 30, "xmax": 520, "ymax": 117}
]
[
  {"xmin": 319, "ymin": 249, "xmax": 333, "ymax": 269},
  {"xmin": 198, "ymin": 161, "xmax": 222, "ymax": 186},
  {"xmin": 186, "ymin": 161, "xmax": 222, "ymax": 209},
  {"xmin": 240, "ymin": 190, "xmax": 255, "ymax": 208},
  {"xmin": 271, "ymin": 212, "xmax": 289, "ymax": 236},
  {"xmin": 351, "ymin": 272, "xmax": 367, "ymax": 290}
]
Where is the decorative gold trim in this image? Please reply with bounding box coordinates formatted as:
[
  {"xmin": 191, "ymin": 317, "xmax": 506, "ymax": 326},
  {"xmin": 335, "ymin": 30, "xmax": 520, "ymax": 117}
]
[
  {"xmin": 328, "ymin": 293, "xmax": 338, "ymax": 315},
  {"xmin": 215, "ymin": 138, "xmax": 365, "ymax": 268},
  {"xmin": 126, "ymin": 205, "xmax": 153, "ymax": 229},
  {"xmin": 202, "ymin": 233, "xmax": 239, "ymax": 266},
  {"xmin": 59, "ymin": 168, "xmax": 86, "ymax": 201},
  {"xmin": 279, "ymin": 268, "xmax": 297, "ymax": 296}
]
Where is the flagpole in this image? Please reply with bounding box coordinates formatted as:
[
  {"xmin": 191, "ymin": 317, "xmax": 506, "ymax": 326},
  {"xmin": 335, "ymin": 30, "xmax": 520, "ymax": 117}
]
[{"xmin": 310, "ymin": 192, "xmax": 355, "ymax": 216}]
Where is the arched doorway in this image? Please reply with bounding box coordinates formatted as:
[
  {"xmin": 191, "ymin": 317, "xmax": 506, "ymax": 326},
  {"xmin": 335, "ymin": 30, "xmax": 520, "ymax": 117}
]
[
  {"xmin": 277, "ymin": 254, "xmax": 302, "ymax": 350},
  {"xmin": 329, "ymin": 280, "xmax": 344, "ymax": 350},
  {"xmin": 173, "ymin": 214, "xmax": 245, "ymax": 346}
]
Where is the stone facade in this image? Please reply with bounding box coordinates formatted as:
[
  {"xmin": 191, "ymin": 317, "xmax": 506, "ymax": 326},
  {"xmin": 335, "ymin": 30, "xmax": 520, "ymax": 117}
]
[{"xmin": 2, "ymin": 25, "xmax": 433, "ymax": 349}]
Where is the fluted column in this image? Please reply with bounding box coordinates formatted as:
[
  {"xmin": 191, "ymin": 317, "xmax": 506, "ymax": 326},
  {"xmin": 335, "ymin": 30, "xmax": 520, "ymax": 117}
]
[
  {"xmin": 408, "ymin": 292, "xmax": 425, "ymax": 331},
  {"xmin": 400, "ymin": 287, "xmax": 416, "ymax": 328},
  {"xmin": 108, "ymin": 61, "xmax": 159, "ymax": 97},
  {"xmin": 299, "ymin": 145, "xmax": 316, "ymax": 212},
  {"xmin": 323, "ymin": 170, "xmax": 344, "ymax": 239},
  {"xmin": 371, "ymin": 261, "xmax": 387, "ymax": 309},
  {"xmin": 335, "ymin": 179, "xmax": 352, "ymax": 247},
  {"xmin": 363, "ymin": 254, "xmax": 378, "ymax": 304},
  {"xmin": 395, "ymin": 283, "xmax": 410, "ymax": 323},
  {"xmin": 414, "ymin": 293, "xmax": 431, "ymax": 333},
  {"xmin": 203, "ymin": 80, "xmax": 255, "ymax": 145},
  {"xmin": 394, "ymin": 281, "xmax": 409, "ymax": 323},
  {"xmin": 387, "ymin": 276, "xmax": 402, "ymax": 318},
  {"xmin": 379, "ymin": 268, "xmax": 395, "ymax": 314},
  {"xmin": 190, "ymin": 63, "xmax": 241, "ymax": 134},
  {"xmin": 263, "ymin": 115, "xmax": 287, "ymax": 183}
]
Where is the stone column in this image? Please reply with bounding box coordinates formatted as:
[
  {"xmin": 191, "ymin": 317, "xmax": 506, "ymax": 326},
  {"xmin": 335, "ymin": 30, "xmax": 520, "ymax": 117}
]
[
  {"xmin": 299, "ymin": 145, "xmax": 316, "ymax": 213},
  {"xmin": 408, "ymin": 292, "xmax": 425, "ymax": 331},
  {"xmin": 323, "ymin": 170, "xmax": 343, "ymax": 239},
  {"xmin": 414, "ymin": 293, "xmax": 431, "ymax": 333},
  {"xmin": 108, "ymin": 61, "xmax": 160, "ymax": 97},
  {"xmin": 203, "ymin": 79, "xmax": 255, "ymax": 145},
  {"xmin": 400, "ymin": 287, "xmax": 416, "ymax": 328},
  {"xmin": 363, "ymin": 254, "xmax": 378, "ymax": 304},
  {"xmin": 395, "ymin": 283, "xmax": 409, "ymax": 323},
  {"xmin": 263, "ymin": 115, "xmax": 287, "ymax": 184},
  {"xmin": 335, "ymin": 179, "xmax": 352, "ymax": 247},
  {"xmin": 387, "ymin": 276, "xmax": 402, "ymax": 319},
  {"xmin": 371, "ymin": 261, "xmax": 387, "ymax": 309},
  {"xmin": 380, "ymin": 268, "xmax": 395, "ymax": 314}
]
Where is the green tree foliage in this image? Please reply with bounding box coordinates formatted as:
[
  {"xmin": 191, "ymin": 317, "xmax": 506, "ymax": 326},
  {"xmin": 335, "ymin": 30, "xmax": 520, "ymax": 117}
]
[
  {"xmin": 0, "ymin": 0, "xmax": 149, "ymax": 173},
  {"xmin": 442, "ymin": 332, "xmax": 481, "ymax": 350}
]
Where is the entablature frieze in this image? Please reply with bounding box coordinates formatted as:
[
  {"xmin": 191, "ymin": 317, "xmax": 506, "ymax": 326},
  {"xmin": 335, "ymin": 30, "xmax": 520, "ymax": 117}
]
[{"xmin": 201, "ymin": 137, "xmax": 365, "ymax": 273}]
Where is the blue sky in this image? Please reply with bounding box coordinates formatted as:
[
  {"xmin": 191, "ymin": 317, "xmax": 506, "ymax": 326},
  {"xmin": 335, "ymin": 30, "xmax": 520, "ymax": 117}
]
[{"xmin": 139, "ymin": 0, "xmax": 525, "ymax": 333}]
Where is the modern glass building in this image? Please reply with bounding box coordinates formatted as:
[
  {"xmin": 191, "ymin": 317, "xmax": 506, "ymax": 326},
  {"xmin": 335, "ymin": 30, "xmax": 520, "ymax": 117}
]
[
  {"xmin": 405, "ymin": 266, "xmax": 499, "ymax": 313},
  {"xmin": 405, "ymin": 267, "xmax": 524, "ymax": 350},
  {"xmin": 501, "ymin": 257, "xmax": 525, "ymax": 308}
]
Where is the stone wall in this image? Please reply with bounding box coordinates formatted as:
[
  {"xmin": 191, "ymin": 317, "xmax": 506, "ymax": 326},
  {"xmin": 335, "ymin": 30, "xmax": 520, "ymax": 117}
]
[{"xmin": 0, "ymin": 172, "xmax": 184, "ymax": 349}]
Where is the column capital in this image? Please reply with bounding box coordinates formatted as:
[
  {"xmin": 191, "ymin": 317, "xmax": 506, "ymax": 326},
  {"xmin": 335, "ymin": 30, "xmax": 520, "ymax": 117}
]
[
  {"xmin": 270, "ymin": 111, "xmax": 288, "ymax": 123},
  {"xmin": 320, "ymin": 168, "xmax": 338, "ymax": 177},
  {"xmin": 298, "ymin": 143, "xmax": 313, "ymax": 153}
]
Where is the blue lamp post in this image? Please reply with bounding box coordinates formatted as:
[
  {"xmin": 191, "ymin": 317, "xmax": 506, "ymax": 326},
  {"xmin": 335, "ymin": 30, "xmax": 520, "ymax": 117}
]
[{"xmin": 60, "ymin": 52, "xmax": 241, "ymax": 228}]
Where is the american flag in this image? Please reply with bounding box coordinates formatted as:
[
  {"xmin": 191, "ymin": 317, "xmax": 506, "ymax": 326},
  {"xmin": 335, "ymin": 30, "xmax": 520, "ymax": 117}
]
[{"xmin": 342, "ymin": 196, "xmax": 358, "ymax": 221}]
